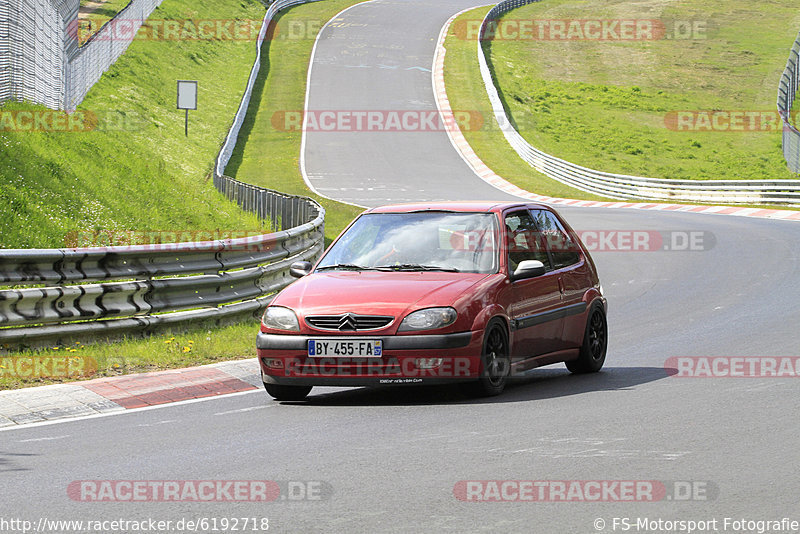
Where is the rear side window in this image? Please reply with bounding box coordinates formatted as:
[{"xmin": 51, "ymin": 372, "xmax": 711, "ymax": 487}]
[{"xmin": 530, "ymin": 209, "xmax": 581, "ymax": 269}]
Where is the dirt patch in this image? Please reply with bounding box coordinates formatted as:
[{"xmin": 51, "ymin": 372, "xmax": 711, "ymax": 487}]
[{"xmin": 79, "ymin": 0, "xmax": 112, "ymax": 19}]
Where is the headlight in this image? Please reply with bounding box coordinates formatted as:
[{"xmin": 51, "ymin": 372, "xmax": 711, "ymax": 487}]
[
  {"xmin": 398, "ymin": 307, "xmax": 457, "ymax": 332},
  {"xmin": 262, "ymin": 306, "xmax": 300, "ymax": 332}
]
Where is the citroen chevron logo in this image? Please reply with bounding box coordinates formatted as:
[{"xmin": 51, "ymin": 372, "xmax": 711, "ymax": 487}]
[{"xmin": 338, "ymin": 314, "xmax": 357, "ymax": 331}]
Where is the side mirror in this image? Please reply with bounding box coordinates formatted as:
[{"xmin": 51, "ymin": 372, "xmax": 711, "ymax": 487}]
[
  {"xmin": 511, "ymin": 260, "xmax": 546, "ymax": 281},
  {"xmin": 289, "ymin": 261, "xmax": 313, "ymax": 278}
]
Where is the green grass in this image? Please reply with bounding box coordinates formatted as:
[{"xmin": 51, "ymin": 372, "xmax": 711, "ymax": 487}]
[
  {"xmin": 476, "ymin": 0, "xmax": 800, "ymax": 181},
  {"xmin": 0, "ymin": 0, "xmax": 271, "ymax": 249},
  {"xmin": 0, "ymin": 323, "xmax": 258, "ymax": 390},
  {"xmin": 226, "ymin": 0, "xmax": 367, "ymax": 243}
]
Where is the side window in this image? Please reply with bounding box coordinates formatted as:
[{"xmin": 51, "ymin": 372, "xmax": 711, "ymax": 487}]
[
  {"xmin": 530, "ymin": 209, "xmax": 581, "ymax": 269},
  {"xmin": 504, "ymin": 211, "xmax": 552, "ymax": 273}
]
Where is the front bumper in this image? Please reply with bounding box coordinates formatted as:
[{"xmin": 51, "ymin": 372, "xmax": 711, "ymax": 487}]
[{"xmin": 257, "ymin": 331, "xmax": 483, "ymax": 387}]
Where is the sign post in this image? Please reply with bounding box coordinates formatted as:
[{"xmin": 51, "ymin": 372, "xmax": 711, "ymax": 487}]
[{"xmin": 176, "ymin": 80, "xmax": 197, "ymax": 137}]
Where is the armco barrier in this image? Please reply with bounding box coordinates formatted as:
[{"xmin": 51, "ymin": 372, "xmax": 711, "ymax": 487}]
[
  {"xmin": 477, "ymin": 0, "xmax": 800, "ymax": 204},
  {"xmin": 0, "ymin": 207, "xmax": 324, "ymax": 347},
  {"xmin": 215, "ymin": 0, "xmax": 323, "ymax": 180},
  {"xmin": 778, "ymin": 31, "xmax": 800, "ymax": 173},
  {"xmin": 0, "ymin": 0, "xmax": 327, "ymax": 348}
]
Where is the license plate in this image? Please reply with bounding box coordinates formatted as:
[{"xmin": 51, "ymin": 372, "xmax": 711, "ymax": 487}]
[{"xmin": 308, "ymin": 339, "xmax": 382, "ymax": 358}]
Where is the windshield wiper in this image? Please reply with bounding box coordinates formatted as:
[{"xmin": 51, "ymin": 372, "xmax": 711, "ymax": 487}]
[
  {"xmin": 316, "ymin": 264, "xmax": 376, "ymax": 271},
  {"xmin": 374, "ymin": 264, "xmax": 460, "ymax": 272}
]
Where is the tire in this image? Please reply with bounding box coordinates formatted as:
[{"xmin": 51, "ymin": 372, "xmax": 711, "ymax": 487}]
[
  {"xmin": 566, "ymin": 302, "xmax": 607, "ymax": 374},
  {"xmin": 462, "ymin": 319, "xmax": 511, "ymax": 397},
  {"xmin": 263, "ymin": 383, "xmax": 312, "ymax": 401}
]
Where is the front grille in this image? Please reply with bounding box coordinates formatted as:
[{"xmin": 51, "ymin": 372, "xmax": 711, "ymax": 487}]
[{"xmin": 305, "ymin": 313, "xmax": 394, "ymax": 331}]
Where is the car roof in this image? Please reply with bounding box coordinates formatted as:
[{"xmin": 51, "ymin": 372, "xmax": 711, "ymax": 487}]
[{"xmin": 365, "ymin": 201, "xmax": 551, "ymax": 214}]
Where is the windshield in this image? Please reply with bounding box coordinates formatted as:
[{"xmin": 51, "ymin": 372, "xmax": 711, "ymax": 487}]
[{"xmin": 316, "ymin": 212, "xmax": 499, "ymax": 274}]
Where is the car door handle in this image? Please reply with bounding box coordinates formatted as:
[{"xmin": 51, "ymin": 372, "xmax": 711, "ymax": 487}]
[{"xmin": 558, "ymin": 277, "xmax": 565, "ymax": 295}]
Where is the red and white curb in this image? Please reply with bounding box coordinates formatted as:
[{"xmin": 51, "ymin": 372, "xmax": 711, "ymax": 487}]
[
  {"xmin": 432, "ymin": 9, "xmax": 800, "ymax": 223},
  {"xmin": 0, "ymin": 359, "xmax": 261, "ymax": 429}
]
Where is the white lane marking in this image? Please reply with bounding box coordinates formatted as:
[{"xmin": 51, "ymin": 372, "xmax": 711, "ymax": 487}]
[
  {"xmin": 137, "ymin": 419, "xmax": 177, "ymax": 427},
  {"xmin": 214, "ymin": 405, "xmax": 275, "ymax": 416},
  {"xmin": 300, "ymin": 1, "xmax": 375, "ymax": 209},
  {"xmin": 18, "ymin": 435, "xmax": 70, "ymax": 443},
  {"xmin": 0, "ymin": 390, "xmax": 261, "ymax": 433},
  {"xmin": 431, "ymin": 4, "xmax": 528, "ymax": 203}
]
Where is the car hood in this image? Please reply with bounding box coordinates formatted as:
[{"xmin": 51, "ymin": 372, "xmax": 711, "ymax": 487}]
[{"xmin": 272, "ymin": 271, "xmax": 489, "ymax": 318}]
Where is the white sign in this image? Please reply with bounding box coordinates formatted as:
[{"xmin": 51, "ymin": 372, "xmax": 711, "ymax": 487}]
[{"xmin": 177, "ymin": 80, "xmax": 197, "ymax": 110}]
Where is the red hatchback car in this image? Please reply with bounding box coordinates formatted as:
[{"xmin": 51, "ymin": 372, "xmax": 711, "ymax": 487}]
[{"xmin": 257, "ymin": 202, "xmax": 607, "ymax": 400}]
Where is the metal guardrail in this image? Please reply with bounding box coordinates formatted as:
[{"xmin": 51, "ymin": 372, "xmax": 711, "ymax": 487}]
[
  {"xmin": 215, "ymin": 0, "xmax": 323, "ymax": 179},
  {"xmin": 212, "ymin": 0, "xmax": 326, "ymax": 230},
  {"xmin": 0, "ymin": 0, "xmax": 327, "ymax": 348},
  {"xmin": 478, "ymin": 0, "xmax": 800, "ymax": 204},
  {"xmin": 0, "ymin": 193, "xmax": 324, "ymax": 347},
  {"xmin": 778, "ymin": 31, "xmax": 800, "ymax": 173},
  {"xmin": 0, "ymin": 218, "xmax": 324, "ymax": 346}
]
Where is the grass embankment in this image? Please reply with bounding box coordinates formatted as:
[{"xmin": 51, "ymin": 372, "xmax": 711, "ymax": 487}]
[
  {"xmin": 0, "ymin": 0, "xmax": 270, "ymax": 249},
  {"xmin": 446, "ymin": 0, "xmax": 800, "ymax": 190},
  {"xmin": 226, "ymin": 0, "xmax": 367, "ymax": 244},
  {"xmin": 0, "ymin": 328, "xmax": 257, "ymax": 390},
  {"xmin": 1, "ymin": 0, "xmax": 366, "ymax": 389}
]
